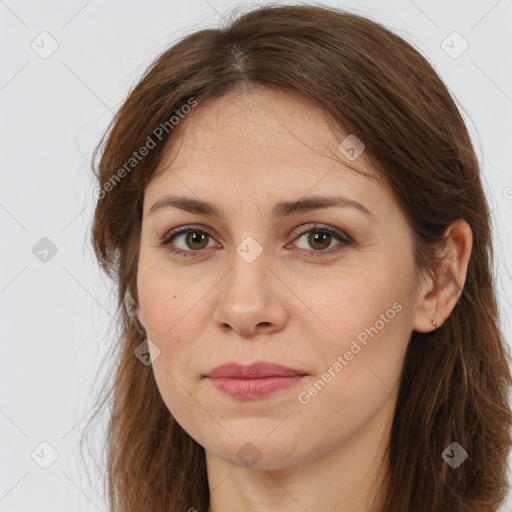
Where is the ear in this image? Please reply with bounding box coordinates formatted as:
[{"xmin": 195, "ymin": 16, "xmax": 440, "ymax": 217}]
[
  {"xmin": 135, "ymin": 307, "xmax": 147, "ymax": 334},
  {"xmin": 125, "ymin": 291, "xmax": 147, "ymax": 334},
  {"xmin": 413, "ymin": 219, "xmax": 473, "ymax": 333}
]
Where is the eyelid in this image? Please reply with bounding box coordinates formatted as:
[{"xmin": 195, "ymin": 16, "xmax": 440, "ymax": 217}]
[
  {"xmin": 291, "ymin": 223, "xmax": 352, "ymax": 244},
  {"xmin": 160, "ymin": 223, "xmax": 352, "ymax": 256},
  {"xmin": 160, "ymin": 224, "xmax": 218, "ymax": 246}
]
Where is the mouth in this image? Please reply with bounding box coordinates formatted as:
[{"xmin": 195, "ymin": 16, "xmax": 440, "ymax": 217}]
[{"xmin": 203, "ymin": 361, "xmax": 308, "ymax": 399}]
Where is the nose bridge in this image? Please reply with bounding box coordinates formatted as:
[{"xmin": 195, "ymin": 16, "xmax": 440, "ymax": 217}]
[
  {"xmin": 225, "ymin": 235, "xmax": 270, "ymax": 302},
  {"xmin": 213, "ymin": 234, "xmax": 288, "ymax": 335}
]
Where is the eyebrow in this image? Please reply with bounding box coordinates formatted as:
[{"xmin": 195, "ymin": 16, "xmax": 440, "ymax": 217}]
[{"xmin": 148, "ymin": 194, "xmax": 374, "ymax": 220}]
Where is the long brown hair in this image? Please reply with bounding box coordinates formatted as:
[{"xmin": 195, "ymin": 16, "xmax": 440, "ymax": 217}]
[{"xmin": 83, "ymin": 4, "xmax": 512, "ymax": 511}]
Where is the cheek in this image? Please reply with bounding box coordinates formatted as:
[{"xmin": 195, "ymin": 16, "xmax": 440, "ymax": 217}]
[
  {"xmin": 137, "ymin": 261, "xmax": 216, "ymax": 385},
  {"xmin": 296, "ymin": 260, "xmax": 414, "ymax": 409},
  {"xmin": 137, "ymin": 258, "xmax": 210, "ymax": 344},
  {"xmin": 299, "ymin": 260, "xmax": 411, "ymax": 353},
  {"xmin": 295, "ymin": 302, "xmax": 411, "ymax": 449}
]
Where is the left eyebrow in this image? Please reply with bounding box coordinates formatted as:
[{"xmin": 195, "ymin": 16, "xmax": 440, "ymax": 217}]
[
  {"xmin": 148, "ymin": 194, "xmax": 375, "ymax": 220},
  {"xmin": 272, "ymin": 196, "xmax": 375, "ymax": 219}
]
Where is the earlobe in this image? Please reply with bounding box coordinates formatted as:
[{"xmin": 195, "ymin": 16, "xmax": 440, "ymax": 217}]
[
  {"xmin": 412, "ymin": 219, "xmax": 473, "ymax": 333},
  {"xmin": 412, "ymin": 271, "xmax": 442, "ymax": 333}
]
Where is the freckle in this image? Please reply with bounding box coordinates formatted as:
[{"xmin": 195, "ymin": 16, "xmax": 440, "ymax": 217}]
[{"xmin": 173, "ymin": 295, "xmax": 177, "ymax": 298}]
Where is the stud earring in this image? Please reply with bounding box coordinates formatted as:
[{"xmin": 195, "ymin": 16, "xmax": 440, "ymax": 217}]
[{"xmin": 431, "ymin": 320, "xmax": 437, "ymax": 328}]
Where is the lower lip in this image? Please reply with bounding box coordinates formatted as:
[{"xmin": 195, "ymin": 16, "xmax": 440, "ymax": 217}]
[{"xmin": 206, "ymin": 375, "xmax": 305, "ymax": 399}]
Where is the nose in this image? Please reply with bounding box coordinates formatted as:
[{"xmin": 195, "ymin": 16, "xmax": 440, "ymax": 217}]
[{"xmin": 212, "ymin": 248, "xmax": 289, "ymax": 337}]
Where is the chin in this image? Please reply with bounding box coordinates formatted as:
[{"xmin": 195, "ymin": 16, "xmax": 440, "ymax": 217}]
[{"xmin": 201, "ymin": 427, "xmax": 311, "ymax": 470}]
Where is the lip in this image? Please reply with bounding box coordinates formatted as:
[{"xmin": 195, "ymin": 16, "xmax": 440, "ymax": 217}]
[
  {"xmin": 204, "ymin": 361, "xmax": 308, "ymax": 399},
  {"xmin": 205, "ymin": 361, "xmax": 307, "ymax": 379}
]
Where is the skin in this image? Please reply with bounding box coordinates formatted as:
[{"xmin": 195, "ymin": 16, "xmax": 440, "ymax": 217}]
[{"xmin": 136, "ymin": 87, "xmax": 472, "ymax": 512}]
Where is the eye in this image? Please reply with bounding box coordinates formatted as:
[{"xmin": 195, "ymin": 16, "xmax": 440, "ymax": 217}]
[
  {"xmin": 160, "ymin": 224, "xmax": 351, "ymax": 258},
  {"xmin": 160, "ymin": 225, "xmax": 218, "ymax": 257},
  {"xmin": 290, "ymin": 224, "xmax": 351, "ymax": 256}
]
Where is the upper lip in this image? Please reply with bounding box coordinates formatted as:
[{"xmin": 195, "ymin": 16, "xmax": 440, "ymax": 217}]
[{"xmin": 205, "ymin": 361, "xmax": 308, "ymax": 379}]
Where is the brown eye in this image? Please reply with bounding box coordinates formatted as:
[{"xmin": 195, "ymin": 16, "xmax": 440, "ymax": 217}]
[
  {"xmin": 161, "ymin": 223, "xmax": 351, "ymax": 258},
  {"xmin": 307, "ymin": 231, "xmax": 333, "ymax": 250},
  {"xmin": 184, "ymin": 230, "xmax": 210, "ymax": 250},
  {"xmin": 293, "ymin": 225, "xmax": 350, "ymax": 254},
  {"xmin": 161, "ymin": 226, "xmax": 218, "ymax": 257}
]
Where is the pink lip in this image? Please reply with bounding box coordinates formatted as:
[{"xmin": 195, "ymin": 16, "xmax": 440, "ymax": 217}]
[{"xmin": 204, "ymin": 362, "xmax": 308, "ymax": 399}]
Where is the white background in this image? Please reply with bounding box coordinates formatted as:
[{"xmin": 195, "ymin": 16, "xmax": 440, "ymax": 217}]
[{"xmin": 1, "ymin": 0, "xmax": 511, "ymax": 510}]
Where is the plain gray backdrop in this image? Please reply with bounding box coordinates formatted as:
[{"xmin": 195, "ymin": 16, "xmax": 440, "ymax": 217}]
[{"xmin": 1, "ymin": 0, "xmax": 511, "ymax": 510}]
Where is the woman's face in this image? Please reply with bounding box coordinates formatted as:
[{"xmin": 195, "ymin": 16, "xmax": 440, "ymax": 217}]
[{"xmin": 137, "ymin": 88, "xmax": 427, "ymax": 470}]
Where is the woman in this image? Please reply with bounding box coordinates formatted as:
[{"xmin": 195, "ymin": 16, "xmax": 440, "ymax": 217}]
[{"xmin": 85, "ymin": 4, "xmax": 512, "ymax": 511}]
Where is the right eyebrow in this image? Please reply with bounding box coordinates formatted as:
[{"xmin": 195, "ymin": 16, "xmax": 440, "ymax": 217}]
[{"xmin": 148, "ymin": 194, "xmax": 375, "ymax": 220}]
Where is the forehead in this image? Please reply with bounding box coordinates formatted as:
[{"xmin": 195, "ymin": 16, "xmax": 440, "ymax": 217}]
[
  {"xmin": 144, "ymin": 88, "xmax": 383, "ymax": 213},
  {"xmin": 157, "ymin": 88, "xmax": 367, "ymax": 168}
]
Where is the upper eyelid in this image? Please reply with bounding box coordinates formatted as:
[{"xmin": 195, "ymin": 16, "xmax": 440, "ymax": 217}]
[{"xmin": 162, "ymin": 223, "xmax": 351, "ymax": 246}]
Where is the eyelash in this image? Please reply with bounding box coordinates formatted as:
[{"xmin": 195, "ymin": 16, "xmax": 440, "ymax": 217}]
[{"xmin": 159, "ymin": 224, "xmax": 352, "ymax": 258}]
